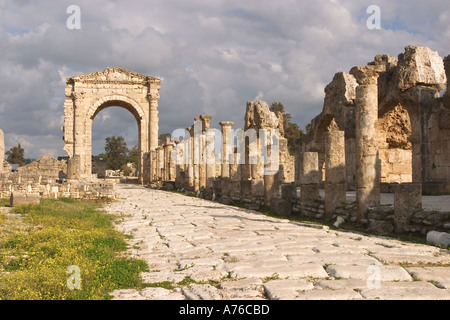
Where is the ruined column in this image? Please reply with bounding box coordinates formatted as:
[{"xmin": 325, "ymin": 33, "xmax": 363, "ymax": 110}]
[
  {"xmin": 148, "ymin": 92, "xmax": 160, "ymax": 151},
  {"xmin": 157, "ymin": 146, "xmax": 164, "ymax": 180},
  {"xmin": 300, "ymin": 152, "xmax": 320, "ymax": 215},
  {"xmin": 324, "ymin": 130, "xmax": 347, "ymax": 220},
  {"xmin": 164, "ymin": 138, "xmax": 176, "ymax": 181},
  {"xmin": 263, "ymin": 139, "xmax": 280, "ymax": 207},
  {"xmin": 0, "ymin": 129, "xmax": 4, "ymax": 172},
  {"xmin": 219, "ymin": 121, "xmax": 234, "ymax": 178},
  {"xmin": 393, "ymin": 183, "xmax": 422, "ymax": 233},
  {"xmin": 199, "ymin": 115, "xmax": 212, "ymax": 190},
  {"xmin": 67, "ymin": 155, "xmax": 81, "ymax": 180},
  {"xmin": 205, "ymin": 128, "xmax": 216, "ymax": 190},
  {"xmin": 228, "ymin": 147, "xmax": 241, "ymax": 198},
  {"xmin": 193, "ymin": 118, "xmax": 202, "ymax": 192},
  {"xmin": 351, "ymin": 66, "xmax": 380, "ymax": 222}
]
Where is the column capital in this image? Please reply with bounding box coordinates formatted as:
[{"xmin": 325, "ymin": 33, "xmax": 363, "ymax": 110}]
[
  {"xmin": 350, "ymin": 65, "xmax": 379, "ymax": 86},
  {"xmin": 219, "ymin": 121, "xmax": 234, "ymax": 128}
]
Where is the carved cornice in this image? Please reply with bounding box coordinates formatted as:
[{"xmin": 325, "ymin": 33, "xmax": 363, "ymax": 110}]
[{"xmin": 69, "ymin": 67, "xmax": 161, "ymax": 86}]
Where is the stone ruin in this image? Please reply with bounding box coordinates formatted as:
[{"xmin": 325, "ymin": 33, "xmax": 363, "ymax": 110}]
[
  {"xmin": 0, "ymin": 45, "xmax": 449, "ymax": 235},
  {"xmin": 0, "ymin": 143, "xmax": 115, "ymax": 205},
  {"xmin": 150, "ymin": 45, "xmax": 450, "ymax": 237}
]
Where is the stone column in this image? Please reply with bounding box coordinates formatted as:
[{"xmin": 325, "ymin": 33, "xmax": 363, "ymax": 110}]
[
  {"xmin": 351, "ymin": 66, "xmax": 380, "ymax": 222},
  {"xmin": 164, "ymin": 138, "xmax": 175, "ymax": 181},
  {"xmin": 300, "ymin": 152, "xmax": 320, "ymax": 215},
  {"xmin": 219, "ymin": 121, "xmax": 234, "ymax": 178},
  {"xmin": 444, "ymin": 55, "xmax": 450, "ymax": 107},
  {"xmin": 148, "ymin": 92, "xmax": 160, "ymax": 151},
  {"xmin": 199, "ymin": 115, "xmax": 212, "ymax": 190},
  {"xmin": 186, "ymin": 126, "xmax": 194, "ymax": 189},
  {"xmin": 0, "ymin": 129, "xmax": 4, "ymax": 172},
  {"xmin": 205, "ymin": 128, "xmax": 216, "ymax": 190},
  {"xmin": 393, "ymin": 183, "xmax": 422, "ymax": 233},
  {"xmin": 193, "ymin": 118, "xmax": 202, "ymax": 192},
  {"xmin": 157, "ymin": 146, "xmax": 164, "ymax": 180},
  {"xmin": 324, "ymin": 130, "xmax": 347, "ymax": 220},
  {"xmin": 67, "ymin": 155, "xmax": 81, "ymax": 180},
  {"xmin": 228, "ymin": 148, "xmax": 241, "ymax": 198},
  {"xmin": 263, "ymin": 142, "xmax": 279, "ymax": 207}
]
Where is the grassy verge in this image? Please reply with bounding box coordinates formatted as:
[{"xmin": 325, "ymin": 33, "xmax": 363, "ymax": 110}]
[{"xmin": 0, "ymin": 198, "xmax": 148, "ymax": 300}]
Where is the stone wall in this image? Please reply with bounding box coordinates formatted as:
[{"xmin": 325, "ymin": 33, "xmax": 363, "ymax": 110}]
[
  {"xmin": 0, "ymin": 172, "xmax": 115, "ymax": 201},
  {"xmin": 17, "ymin": 155, "xmax": 67, "ymax": 179}
]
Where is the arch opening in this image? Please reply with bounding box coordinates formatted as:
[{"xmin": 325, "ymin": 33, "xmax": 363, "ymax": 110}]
[{"xmin": 91, "ymin": 106, "xmax": 140, "ymax": 179}]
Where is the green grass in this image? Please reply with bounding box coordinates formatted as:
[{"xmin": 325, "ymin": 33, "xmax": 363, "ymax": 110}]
[
  {"xmin": 0, "ymin": 198, "xmax": 149, "ymax": 300},
  {"xmin": 0, "ymin": 198, "xmax": 10, "ymax": 207}
]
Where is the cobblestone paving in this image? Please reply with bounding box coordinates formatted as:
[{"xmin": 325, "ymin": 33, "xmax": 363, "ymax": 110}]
[{"xmin": 107, "ymin": 184, "xmax": 450, "ymax": 300}]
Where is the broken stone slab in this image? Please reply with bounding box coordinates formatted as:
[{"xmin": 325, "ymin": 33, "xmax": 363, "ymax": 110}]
[
  {"xmin": 326, "ymin": 265, "xmax": 412, "ymax": 282},
  {"xmin": 359, "ymin": 285, "xmax": 450, "ymax": 300},
  {"xmin": 295, "ymin": 288, "xmax": 363, "ymax": 300},
  {"xmin": 181, "ymin": 284, "xmax": 223, "ymax": 300},
  {"xmin": 405, "ymin": 267, "xmax": 450, "ymax": 283},
  {"xmin": 426, "ymin": 231, "xmax": 450, "ymax": 248},
  {"xmin": 263, "ymin": 279, "xmax": 314, "ymax": 300},
  {"xmin": 371, "ymin": 252, "xmax": 450, "ymax": 266}
]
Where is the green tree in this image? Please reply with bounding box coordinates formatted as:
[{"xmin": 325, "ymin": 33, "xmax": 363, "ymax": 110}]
[
  {"xmin": 158, "ymin": 133, "xmax": 171, "ymax": 146},
  {"xmin": 126, "ymin": 144, "xmax": 139, "ymax": 166},
  {"xmin": 104, "ymin": 136, "xmax": 128, "ymax": 170},
  {"xmin": 6, "ymin": 143, "xmax": 26, "ymax": 166},
  {"xmin": 270, "ymin": 102, "xmax": 303, "ymax": 155}
]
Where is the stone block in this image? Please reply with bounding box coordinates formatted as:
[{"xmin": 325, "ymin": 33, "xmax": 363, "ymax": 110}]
[
  {"xmin": 270, "ymin": 198, "xmax": 292, "ymax": 217},
  {"xmin": 300, "ymin": 152, "xmax": 319, "ymax": 185},
  {"xmin": 324, "ymin": 182, "xmax": 346, "ymax": 220},
  {"xmin": 10, "ymin": 192, "xmax": 40, "ymax": 207},
  {"xmin": 393, "ymin": 183, "xmax": 422, "ymax": 233},
  {"xmin": 250, "ymin": 179, "xmax": 264, "ymax": 197},
  {"xmin": 240, "ymin": 180, "xmax": 251, "ymax": 197},
  {"xmin": 280, "ymin": 183, "xmax": 296, "ymax": 202}
]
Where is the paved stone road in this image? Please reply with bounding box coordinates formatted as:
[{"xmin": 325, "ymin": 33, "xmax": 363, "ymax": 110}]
[{"xmin": 107, "ymin": 184, "xmax": 450, "ymax": 300}]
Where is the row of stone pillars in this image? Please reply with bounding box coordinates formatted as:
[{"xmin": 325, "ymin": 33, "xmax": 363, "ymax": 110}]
[
  {"xmin": 300, "ymin": 66, "xmax": 382, "ymax": 222},
  {"xmin": 150, "ymin": 110, "xmax": 290, "ymax": 208},
  {"xmin": 301, "ymin": 67, "xmax": 423, "ymax": 229}
]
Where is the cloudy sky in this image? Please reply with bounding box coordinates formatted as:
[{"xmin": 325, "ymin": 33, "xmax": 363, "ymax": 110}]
[{"xmin": 0, "ymin": 0, "xmax": 449, "ymax": 158}]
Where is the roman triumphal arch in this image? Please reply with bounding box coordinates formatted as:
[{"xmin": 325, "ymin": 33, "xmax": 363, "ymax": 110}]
[{"xmin": 62, "ymin": 67, "xmax": 161, "ymax": 184}]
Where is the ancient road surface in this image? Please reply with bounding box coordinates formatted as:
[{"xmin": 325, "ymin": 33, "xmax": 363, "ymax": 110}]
[{"xmin": 107, "ymin": 184, "xmax": 450, "ymax": 300}]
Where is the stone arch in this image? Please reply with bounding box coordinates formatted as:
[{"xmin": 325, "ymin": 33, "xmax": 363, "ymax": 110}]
[
  {"xmin": 88, "ymin": 95, "xmax": 146, "ymax": 120},
  {"xmin": 62, "ymin": 67, "xmax": 161, "ymax": 184}
]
